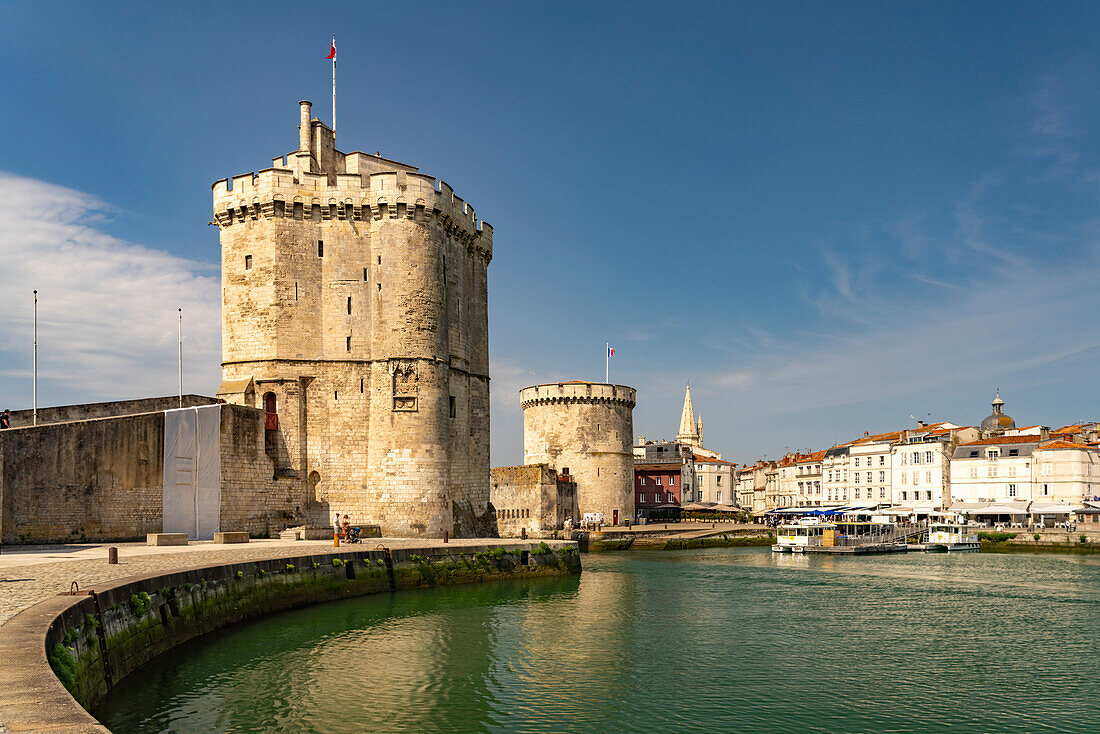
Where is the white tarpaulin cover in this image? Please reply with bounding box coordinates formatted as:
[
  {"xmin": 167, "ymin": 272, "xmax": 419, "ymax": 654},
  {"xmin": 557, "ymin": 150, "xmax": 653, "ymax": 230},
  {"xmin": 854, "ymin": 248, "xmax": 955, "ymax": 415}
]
[{"xmin": 163, "ymin": 405, "xmax": 221, "ymax": 539}]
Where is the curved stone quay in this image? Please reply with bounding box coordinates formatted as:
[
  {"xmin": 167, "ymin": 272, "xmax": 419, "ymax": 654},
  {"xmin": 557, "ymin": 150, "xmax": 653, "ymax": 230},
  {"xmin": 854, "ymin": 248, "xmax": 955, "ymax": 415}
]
[{"xmin": 0, "ymin": 538, "xmax": 580, "ymax": 733}]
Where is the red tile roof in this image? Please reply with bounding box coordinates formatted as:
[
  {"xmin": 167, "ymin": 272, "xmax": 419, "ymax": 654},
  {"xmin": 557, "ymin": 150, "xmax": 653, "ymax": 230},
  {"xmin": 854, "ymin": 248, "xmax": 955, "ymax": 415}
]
[
  {"xmin": 959, "ymin": 435, "xmax": 1041, "ymax": 446},
  {"xmin": 1038, "ymin": 440, "xmax": 1093, "ymax": 450}
]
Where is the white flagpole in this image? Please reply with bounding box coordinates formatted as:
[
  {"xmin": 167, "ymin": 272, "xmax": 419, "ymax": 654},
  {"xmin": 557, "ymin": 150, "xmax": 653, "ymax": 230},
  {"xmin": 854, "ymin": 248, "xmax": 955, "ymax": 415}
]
[
  {"xmin": 32, "ymin": 290, "xmax": 38, "ymax": 425},
  {"xmin": 605, "ymin": 343, "xmax": 609, "ymax": 384},
  {"xmin": 331, "ymin": 35, "xmax": 336, "ymax": 134},
  {"xmin": 178, "ymin": 308, "xmax": 183, "ymax": 408}
]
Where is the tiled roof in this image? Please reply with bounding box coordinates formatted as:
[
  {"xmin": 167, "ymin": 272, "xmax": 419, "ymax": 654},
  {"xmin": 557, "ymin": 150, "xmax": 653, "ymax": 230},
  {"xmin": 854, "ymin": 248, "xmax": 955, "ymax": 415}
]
[
  {"xmin": 692, "ymin": 454, "xmax": 735, "ymax": 465},
  {"xmin": 958, "ymin": 435, "xmax": 1041, "ymax": 446},
  {"xmin": 634, "ymin": 464, "xmax": 683, "ymax": 472},
  {"xmin": 1038, "ymin": 440, "xmax": 1094, "ymax": 450}
]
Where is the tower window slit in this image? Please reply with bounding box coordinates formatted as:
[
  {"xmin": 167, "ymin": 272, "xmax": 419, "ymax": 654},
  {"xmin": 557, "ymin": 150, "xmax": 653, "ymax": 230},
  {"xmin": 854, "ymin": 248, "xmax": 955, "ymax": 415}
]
[
  {"xmin": 317, "ymin": 240, "xmax": 324, "ymax": 257},
  {"xmin": 244, "ymin": 255, "xmax": 252, "ymax": 270},
  {"xmin": 377, "ymin": 256, "xmax": 381, "ymax": 265},
  {"xmin": 449, "ymin": 396, "xmax": 456, "ymax": 418},
  {"xmin": 363, "ymin": 268, "xmax": 368, "ymax": 281},
  {"xmin": 360, "ymin": 378, "xmax": 364, "ymax": 394},
  {"xmin": 334, "ymin": 391, "xmax": 338, "ymax": 401},
  {"xmin": 347, "ymin": 296, "xmax": 352, "ymax": 315},
  {"xmin": 346, "ymin": 336, "xmax": 351, "ymax": 351},
  {"xmin": 294, "ymin": 282, "xmax": 298, "ymax": 301}
]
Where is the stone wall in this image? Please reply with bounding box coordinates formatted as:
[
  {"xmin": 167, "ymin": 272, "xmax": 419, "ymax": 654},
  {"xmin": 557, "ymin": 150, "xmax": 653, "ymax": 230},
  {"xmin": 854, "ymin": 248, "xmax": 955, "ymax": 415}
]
[
  {"xmin": 490, "ymin": 464, "xmax": 578, "ymax": 535},
  {"xmin": 521, "ymin": 382, "xmax": 636, "ymax": 524},
  {"xmin": 6, "ymin": 395, "xmax": 217, "ymax": 429},
  {"xmin": 0, "ymin": 412, "xmax": 164, "ymax": 543},
  {"xmin": 0, "ymin": 404, "xmax": 304, "ymax": 543},
  {"xmin": 215, "ymin": 101, "xmax": 492, "ymax": 538},
  {"xmin": 20, "ymin": 541, "xmax": 581, "ymax": 724}
]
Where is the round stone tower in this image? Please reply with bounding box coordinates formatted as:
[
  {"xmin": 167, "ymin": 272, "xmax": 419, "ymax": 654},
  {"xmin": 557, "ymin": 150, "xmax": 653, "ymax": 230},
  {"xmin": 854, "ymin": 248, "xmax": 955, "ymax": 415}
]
[
  {"xmin": 212, "ymin": 100, "xmax": 492, "ymax": 537},
  {"xmin": 520, "ymin": 382, "xmax": 636, "ymax": 524}
]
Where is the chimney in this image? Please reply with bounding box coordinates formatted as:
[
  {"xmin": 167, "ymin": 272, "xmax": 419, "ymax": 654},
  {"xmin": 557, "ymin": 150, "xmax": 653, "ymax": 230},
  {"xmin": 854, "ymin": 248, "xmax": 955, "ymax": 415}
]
[{"xmin": 299, "ymin": 100, "xmax": 312, "ymax": 153}]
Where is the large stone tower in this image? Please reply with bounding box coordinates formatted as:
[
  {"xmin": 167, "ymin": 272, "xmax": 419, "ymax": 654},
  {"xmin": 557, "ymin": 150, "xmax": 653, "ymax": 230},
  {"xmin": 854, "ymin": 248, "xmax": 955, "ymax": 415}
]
[
  {"xmin": 520, "ymin": 382, "xmax": 636, "ymax": 524},
  {"xmin": 212, "ymin": 101, "xmax": 493, "ymax": 537}
]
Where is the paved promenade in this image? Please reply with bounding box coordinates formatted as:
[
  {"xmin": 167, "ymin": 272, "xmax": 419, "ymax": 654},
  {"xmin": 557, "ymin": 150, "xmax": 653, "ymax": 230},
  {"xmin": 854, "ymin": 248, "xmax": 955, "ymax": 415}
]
[{"xmin": 0, "ymin": 536, "xmax": 528, "ymax": 627}]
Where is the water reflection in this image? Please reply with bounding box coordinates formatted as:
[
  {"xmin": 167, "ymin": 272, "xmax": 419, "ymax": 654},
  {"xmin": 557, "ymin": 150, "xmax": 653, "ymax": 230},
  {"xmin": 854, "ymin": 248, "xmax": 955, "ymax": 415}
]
[{"xmin": 98, "ymin": 551, "xmax": 1100, "ymax": 734}]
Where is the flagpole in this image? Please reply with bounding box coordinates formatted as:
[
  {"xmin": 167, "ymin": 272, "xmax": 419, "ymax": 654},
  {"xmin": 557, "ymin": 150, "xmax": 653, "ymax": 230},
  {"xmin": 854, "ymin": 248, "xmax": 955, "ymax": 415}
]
[
  {"xmin": 605, "ymin": 342, "xmax": 609, "ymax": 384},
  {"xmin": 331, "ymin": 35, "xmax": 336, "ymax": 134},
  {"xmin": 178, "ymin": 308, "xmax": 183, "ymax": 409},
  {"xmin": 32, "ymin": 290, "xmax": 38, "ymax": 425}
]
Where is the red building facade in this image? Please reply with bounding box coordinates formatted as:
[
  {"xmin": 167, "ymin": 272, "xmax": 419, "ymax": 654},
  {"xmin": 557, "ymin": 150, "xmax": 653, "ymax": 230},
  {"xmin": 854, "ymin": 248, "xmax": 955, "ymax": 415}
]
[{"xmin": 634, "ymin": 463, "xmax": 686, "ymax": 512}]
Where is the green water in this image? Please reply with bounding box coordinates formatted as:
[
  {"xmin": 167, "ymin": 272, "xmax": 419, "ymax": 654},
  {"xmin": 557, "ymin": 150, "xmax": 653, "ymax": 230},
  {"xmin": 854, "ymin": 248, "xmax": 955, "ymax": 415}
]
[{"xmin": 97, "ymin": 549, "xmax": 1100, "ymax": 733}]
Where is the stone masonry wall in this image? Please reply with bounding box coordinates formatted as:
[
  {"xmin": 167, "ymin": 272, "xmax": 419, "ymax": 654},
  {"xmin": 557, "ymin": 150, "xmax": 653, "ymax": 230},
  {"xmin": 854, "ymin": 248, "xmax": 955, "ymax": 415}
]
[
  {"xmin": 490, "ymin": 464, "xmax": 579, "ymax": 536},
  {"xmin": 0, "ymin": 412, "xmax": 165, "ymax": 543},
  {"xmin": 521, "ymin": 383, "xmax": 636, "ymax": 524},
  {"xmin": 0, "ymin": 404, "xmax": 303, "ymax": 543}
]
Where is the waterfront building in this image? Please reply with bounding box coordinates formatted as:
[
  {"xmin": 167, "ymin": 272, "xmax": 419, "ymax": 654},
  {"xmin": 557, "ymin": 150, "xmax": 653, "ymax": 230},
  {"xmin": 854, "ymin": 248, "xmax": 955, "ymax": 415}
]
[
  {"xmin": 794, "ymin": 450, "xmax": 825, "ymax": 507},
  {"xmin": 1030, "ymin": 441, "xmax": 1100, "ymax": 503},
  {"xmin": 694, "ymin": 453, "xmax": 737, "ymax": 504},
  {"xmin": 764, "ymin": 464, "xmax": 780, "ymax": 511},
  {"xmin": 890, "ymin": 423, "xmax": 977, "ymax": 512},
  {"xmin": 849, "ymin": 431, "xmax": 901, "ymax": 506},
  {"xmin": 949, "ymin": 435, "xmax": 1040, "ymax": 503},
  {"xmin": 635, "ymin": 461, "xmax": 688, "ymax": 514},
  {"xmin": 821, "ymin": 444, "xmax": 851, "ymax": 506}
]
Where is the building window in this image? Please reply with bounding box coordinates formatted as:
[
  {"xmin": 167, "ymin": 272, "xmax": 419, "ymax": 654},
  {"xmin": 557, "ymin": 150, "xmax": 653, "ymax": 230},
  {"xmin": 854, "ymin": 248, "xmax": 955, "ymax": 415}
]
[
  {"xmin": 879, "ymin": 456, "xmax": 885, "ymax": 466},
  {"xmin": 987, "ymin": 448, "xmax": 999, "ymax": 460},
  {"xmin": 669, "ymin": 475, "xmax": 676, "ymax": 485},
  {"xmin": 347, "ymin": 297, "xmax": 352, "ymax": 315},
  {"xmin": 970, "ymin": 466, "xmax": 978, "ymax": 478},
  {"xmin": 1042, "ymin": 463, "xmax": 1053, "ymax": 476},
  {"xmin": 640, "ymin": 493, "xmax": 646, "ymax": 503},
  {"xmin": 667, "ymin": 492, "xmax": 674, "ymax": 503},
  {"xmin": 346, "ymin": 336, "xmax": 351, "ymax": 352},
  {"xmin": 989, "ymin": 466, "xmax": 998, "ymax": 478},
  {"xmin": 363, "ymin": 268, "xmax": 369, "ymax": 281},
  {"xmin": 879, "ymin": 487, "xmax": 885, "ymax": 498},
  {"xmin": 717, "ymin": 476, "xmax": 722, "ymax": 485},
  {"xmin": 879, "ymin": 471, "xmax": 885, "ymax": 482},
  {"xmin": 655, "ymin": 476, "xmax": 662, "ymax": 486},
  {"xmin": 901, "ymin": 491, "xmax": 907, "ymax": 501},
  {"xmin": 924, "ymin": 451, "xmax": 933, "ymax": 464},
  {"xmin": 855, "ymin": 488, "xmax": 861, "ymax": 499},
  {"xmin": 1042, "ymin": 483, "xmax": 1050, "ymax": 495},
  {"xmin": 639, "ymin": 476, "xmax": 645, "ymax": 485},
  {"xmin": 244, "ymin": 255, "xmax": 252, "ymax": 270},
  {"xmin": 318, "ymin": 240, "xmax": 324, "ymax": 257},
  {"xmin": 449, "ymin": 396, "xmax": 456, "ymax": 418},
  {"xmin": 1008, "ymin": 484, "xmax": 1017, "ymax": 497},
  {"xmin": 716, "ymin": 491, "xmax": 722, "ymax": 502},
  {"xmin": 925, "ymin": 471, "xmax": 932, "ymax": 484}
]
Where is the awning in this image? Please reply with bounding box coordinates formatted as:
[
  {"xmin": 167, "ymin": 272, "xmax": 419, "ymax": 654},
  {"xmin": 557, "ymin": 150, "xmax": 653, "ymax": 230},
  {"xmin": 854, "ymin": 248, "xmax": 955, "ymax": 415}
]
[
  {"xmin": 968, "ymin": 503, "xmax": 1029, "ymax": 516},
  {"xmin": 1029, "ymin": 501, "xmax": 1083, "ymax": 514}
]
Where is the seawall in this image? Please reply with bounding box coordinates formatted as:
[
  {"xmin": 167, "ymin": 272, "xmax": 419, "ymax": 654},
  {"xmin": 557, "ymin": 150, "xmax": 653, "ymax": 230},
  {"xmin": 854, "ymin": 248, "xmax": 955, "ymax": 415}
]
[{"xmin": 0, "ymin": 540, "xmax": 580, "ymax": 733}]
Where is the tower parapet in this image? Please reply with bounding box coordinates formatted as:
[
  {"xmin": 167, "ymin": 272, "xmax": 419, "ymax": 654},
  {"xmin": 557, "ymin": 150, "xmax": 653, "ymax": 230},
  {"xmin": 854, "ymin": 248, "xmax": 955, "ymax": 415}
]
[{"xmin": 213, "ymin": 101, "xmax": 493, "ymax": 537}]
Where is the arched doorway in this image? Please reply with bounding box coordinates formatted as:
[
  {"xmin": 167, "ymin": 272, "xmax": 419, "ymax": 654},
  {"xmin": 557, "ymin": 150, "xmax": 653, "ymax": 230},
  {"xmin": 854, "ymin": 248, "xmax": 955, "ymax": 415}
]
[{"xmin": 263, "ymin": 392, "xmax": 278, "ymax": 430}]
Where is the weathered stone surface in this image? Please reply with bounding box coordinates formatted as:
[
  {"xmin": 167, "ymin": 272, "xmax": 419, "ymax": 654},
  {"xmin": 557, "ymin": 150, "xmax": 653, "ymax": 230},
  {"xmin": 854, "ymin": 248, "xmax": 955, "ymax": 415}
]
[
  {"xmin": 214, "ymin": 101, "xmax": 493, "ymax": 538},
  {"xmin": 490, "ymin": 464, "xmax": 578, "ymax": 535},
  {"xmin": 213, "ymin": 531, "xmax": 249, "ymax": 544},
  {"xmin": 146, "ymin": 533, "xmax": 189, "ymax": 546},
  {"xmin": 521, "ymin": 382, "xmax": 636, "ymax": 523}
]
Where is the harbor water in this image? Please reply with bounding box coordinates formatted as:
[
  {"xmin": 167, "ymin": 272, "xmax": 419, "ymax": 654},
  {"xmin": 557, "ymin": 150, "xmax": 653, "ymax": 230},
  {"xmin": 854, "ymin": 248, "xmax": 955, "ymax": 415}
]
[{"xmin": 97, "ymin": 548, "xmax": 1100, "ymax": 733}]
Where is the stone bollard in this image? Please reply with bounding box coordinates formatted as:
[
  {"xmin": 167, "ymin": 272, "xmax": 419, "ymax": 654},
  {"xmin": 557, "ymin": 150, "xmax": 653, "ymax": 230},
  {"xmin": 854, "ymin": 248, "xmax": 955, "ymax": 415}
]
[
  {"xmin": 443, "ymin": 530, "xmax": 449, "ymax": 544},
  {"xmin": 108, "ymin": 547, "xmax": 118, "ymax": 564},
  {"xmin": 334, "ymin": 532, "xmax": 340, "ymax": 548}
]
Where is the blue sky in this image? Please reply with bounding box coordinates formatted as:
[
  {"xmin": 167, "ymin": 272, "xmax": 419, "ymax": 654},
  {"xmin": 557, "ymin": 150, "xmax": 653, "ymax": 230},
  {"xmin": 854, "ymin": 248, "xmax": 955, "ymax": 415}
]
[{"xmin": 2, "ymin": 1, "xmax": 1100, "ymax": 466}]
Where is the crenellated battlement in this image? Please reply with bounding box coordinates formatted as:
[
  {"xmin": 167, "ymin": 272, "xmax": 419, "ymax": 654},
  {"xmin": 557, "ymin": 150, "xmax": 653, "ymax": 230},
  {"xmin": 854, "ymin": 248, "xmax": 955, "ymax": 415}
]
[
  {"xmin": 520, "ymin": 382, "xmax": 637, "ymax": 409},
  {"xmin": 213, "ymin": 167, "xmax": 492, "ymax": 257}
]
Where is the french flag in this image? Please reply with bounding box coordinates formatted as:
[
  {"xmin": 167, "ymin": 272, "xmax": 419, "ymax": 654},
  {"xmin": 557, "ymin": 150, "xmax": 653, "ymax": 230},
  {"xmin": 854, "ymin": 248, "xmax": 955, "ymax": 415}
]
[
  {"xmin": 607, "ymin": 345, "xmax": 615, "ymax": 357},
  {"xmin": 326, "ymin": 37, "xmax": 336, "ymax": 60}
]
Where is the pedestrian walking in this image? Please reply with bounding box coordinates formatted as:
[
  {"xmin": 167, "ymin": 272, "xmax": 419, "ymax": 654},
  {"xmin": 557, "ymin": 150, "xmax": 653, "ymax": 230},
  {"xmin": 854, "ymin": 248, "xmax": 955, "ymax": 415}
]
[{"xmin": 0, "ymin": 409, "xmax": 9, "ymax": 430}]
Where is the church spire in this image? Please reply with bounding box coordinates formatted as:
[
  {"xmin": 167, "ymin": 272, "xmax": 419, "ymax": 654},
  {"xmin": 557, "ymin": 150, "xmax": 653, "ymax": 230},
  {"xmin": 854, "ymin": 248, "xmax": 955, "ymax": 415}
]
[{"xmin": 677, "ymin": 383, "xmax": 700, "ymax": 447}]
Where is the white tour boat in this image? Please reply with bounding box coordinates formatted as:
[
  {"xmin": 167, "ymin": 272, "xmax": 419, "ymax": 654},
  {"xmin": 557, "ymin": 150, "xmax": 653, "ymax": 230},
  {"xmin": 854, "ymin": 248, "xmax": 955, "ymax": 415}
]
[
  {"xmin": 773, "ymin": 518, "xmax": 835, "ymax": 552},
  {"xmin": 925, "ymin": 522, "xmax": 980, "ymax": 552}
]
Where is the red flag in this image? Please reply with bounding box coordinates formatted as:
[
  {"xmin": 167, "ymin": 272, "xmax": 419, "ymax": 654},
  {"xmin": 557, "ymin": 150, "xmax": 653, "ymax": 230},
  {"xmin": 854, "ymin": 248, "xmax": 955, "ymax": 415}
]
[{"xmin": 326, "ymin": 38, "xmax": 336, "ymax": 60}]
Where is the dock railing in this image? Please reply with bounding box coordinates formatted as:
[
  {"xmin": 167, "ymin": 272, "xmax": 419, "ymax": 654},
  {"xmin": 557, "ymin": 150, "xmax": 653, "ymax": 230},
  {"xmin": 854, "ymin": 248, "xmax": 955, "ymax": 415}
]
[{"xmin": 837, "ymin": 521, "xmax": 928, "ymax": 547}]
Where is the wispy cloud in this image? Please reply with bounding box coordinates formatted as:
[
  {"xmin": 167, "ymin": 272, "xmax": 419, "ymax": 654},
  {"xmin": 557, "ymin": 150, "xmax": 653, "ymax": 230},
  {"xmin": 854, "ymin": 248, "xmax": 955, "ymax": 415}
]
[{"xmin": 0, "ymin": 172, "xmax": 220, "ymax": 407}]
